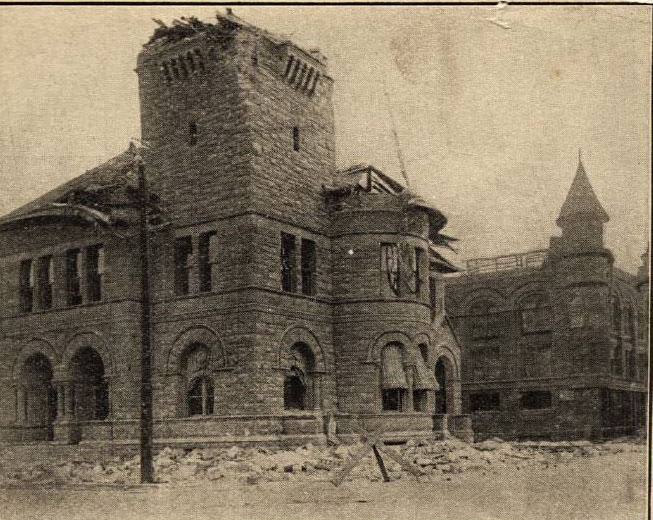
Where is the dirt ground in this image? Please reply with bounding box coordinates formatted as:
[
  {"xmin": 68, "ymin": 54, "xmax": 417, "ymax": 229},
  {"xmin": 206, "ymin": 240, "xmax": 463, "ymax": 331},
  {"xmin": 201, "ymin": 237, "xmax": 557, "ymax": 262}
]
[{"xmin": 0, "ymin": 441, "xmax": 647, "ymax": 520}]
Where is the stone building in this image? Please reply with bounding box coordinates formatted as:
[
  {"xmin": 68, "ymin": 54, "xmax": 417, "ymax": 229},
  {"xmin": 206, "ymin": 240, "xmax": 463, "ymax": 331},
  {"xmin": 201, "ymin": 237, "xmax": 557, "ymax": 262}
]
[
  {"xmin": 0, "ymin": 13, "xmax": 470, "ymax": 446},
  {"xmin": 445, "ymin": 158, "xmax": 649, "ymax": 440}
]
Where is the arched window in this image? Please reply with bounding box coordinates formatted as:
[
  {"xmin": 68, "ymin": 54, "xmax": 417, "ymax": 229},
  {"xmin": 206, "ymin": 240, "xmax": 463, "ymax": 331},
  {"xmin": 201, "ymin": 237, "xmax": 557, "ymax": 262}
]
[
  {"xmin": 188, "ymin": 376, "xmax": 214, "ymax": 416},
  {"xmin": 611, "ymin": 295, "xmax": 622, "ymax": 334},
  {"xmin": 283, "ymin": 343, "xmax": 317, "ymax": 410},
  {"xmin": 381, "ymin": 343, "xmax": 407, "ymax": 411},
  {"xmin": 181, "ymin": 343, "xmax": 214, "ymax": 417},
  {"xmin": 519, "ymin": 293, "xmax": 551, "ymax": 334},
  {"xmin": 469, "ymin": 300, "xmax": 500, "ymax": 340}
]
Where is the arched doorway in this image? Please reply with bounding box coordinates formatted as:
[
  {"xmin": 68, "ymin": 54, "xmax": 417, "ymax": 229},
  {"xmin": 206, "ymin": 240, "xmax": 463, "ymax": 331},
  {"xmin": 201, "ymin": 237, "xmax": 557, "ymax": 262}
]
[
  {"xmin": 21, "ymin": 353, "xmax": 57, "ymax": 440},
  {"xmin": 180, "ymin": 343, "xmax": 214, "ymax": 416},
  {"xmin": 283, "ymin": 342, "xmax": 317, "ymax": 410},
  {"xmin": 435, "ymin": 356, "xmax": 455, "ymax": 414},
  {"xmin": 69, "ymin": 347, "xmax": 109, "ymax": 420}
]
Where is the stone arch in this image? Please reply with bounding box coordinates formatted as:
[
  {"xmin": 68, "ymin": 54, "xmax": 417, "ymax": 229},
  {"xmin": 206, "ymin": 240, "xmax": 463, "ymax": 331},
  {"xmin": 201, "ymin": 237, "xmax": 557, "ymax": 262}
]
[
  {"xmin": 434, "ymin": 353, "xmax": 457, "ymax": 415},
  {"xmin": 166, "ymin": 326, "xmax": 227, "ymax": 375},
  {"xmin": 412, "ymin": 332, "xmax": 431, "ymax": 364},
  {"xmin": 277, "ymin": 326, "xmax": 326, "ymax": 373},
  {"xmin": 366, "ymin": 330, "xmax": 413, "ymax": 364},
  {"xmin": 510, "ymin": 281, "xmax": 549, "ymax": 308},
  {"xmin": 461, "ymin": 288, "xmax": 506, "ymax": 312},
  {"xmin": 12, "ymin": 338, "xmax": 59, "ymax": 381},
  {"xmin": 61, "ymin": 331, "xmax": 113, "ymax": 375},
  {"xmin": 432, "ymin": 345, "xmax": 460, "ymax": 379}
]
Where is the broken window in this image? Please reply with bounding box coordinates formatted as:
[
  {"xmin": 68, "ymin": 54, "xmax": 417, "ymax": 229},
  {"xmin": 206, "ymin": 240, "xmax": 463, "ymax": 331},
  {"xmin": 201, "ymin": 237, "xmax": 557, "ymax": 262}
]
[
  {"xmin": 292, "ymin": 126, "xmax": 300, "ymax": 151},
  {"xmin": 381, "ymin": 343, "xmax": 407, "ymax": 411},
  {"xmin": 188, "ymin": 376, "xmax": 214, "ymax": 416},
  {"xmin": 301, "ymin": 238, "xmax": 316, "ymax": 296},
  {"xmin": 470, "ymin": 392, "xmax": 500, "ymax": 412},
  {"xmin": 86, "ymin": 245, "xmax": 104, "ymax": 302},
  {"xmin": 281, "ymin": 232, "xmax": 296, "ymax": 293},
  {"xmin": 380, "ymin": 243, "xmax": 400, "ymax": 297},
  {"xmin": 174, "ymin": 236, "xmax": 193, "ymax": 296},
  {"xmin": 38, "ymin": 256, "xmax": 53, "ymax": 310},
  {"xmin": 65, "ymin": 249, "xmax": 82, "ymax": 306},
  {"xmin": 189, "ymin": 121, "xmax": 198, "ymax": 146},
  {"xmin": 284, "ymin": 369, "xmax": 307, "ymax": 410},
  {"xmin": 198, "ymin": 232, "xmax": 218, "ymax": 293},
  {"xmin": 519, "ymin": 391, "xmax": 552, "ymax": 410},
  {"xmin": 19, "ymin": 259, "xmax": 34, "ymax": 313},
  {"xmin": 519, "ymin": 293, "xmax": 551, "ymax": 334},
  {"xmin": 414, "ymin": 247, "xmax": 423, "ymax": 297}
]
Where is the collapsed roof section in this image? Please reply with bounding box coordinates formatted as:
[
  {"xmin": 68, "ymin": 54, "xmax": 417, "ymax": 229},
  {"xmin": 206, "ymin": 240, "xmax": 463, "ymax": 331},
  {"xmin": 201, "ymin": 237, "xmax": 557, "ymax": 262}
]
[
  {"xmin": 0, "ymin": 148, "xmax": 164, "ymax": 234},
  {"xmin": 326, "ymin": 164, "xmax": 459, "ymax": 273}
]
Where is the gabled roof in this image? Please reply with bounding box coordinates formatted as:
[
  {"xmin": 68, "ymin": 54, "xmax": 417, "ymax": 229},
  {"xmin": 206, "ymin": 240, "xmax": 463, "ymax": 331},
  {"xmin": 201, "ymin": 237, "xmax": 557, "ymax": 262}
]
[
  {"xmin": 556, "ymin": 157, "xmax": 609, "ymax": 226},
  {"xmin": 0, "ymin": 150, "xmax": 135, "ymax": 226}
]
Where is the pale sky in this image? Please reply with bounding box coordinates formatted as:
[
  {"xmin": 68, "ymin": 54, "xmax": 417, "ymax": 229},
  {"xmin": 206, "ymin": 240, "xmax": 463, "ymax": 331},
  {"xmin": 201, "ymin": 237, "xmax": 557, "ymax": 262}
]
[{"xmin": 0, "ymin": 6, "xmax": 650, "ymax": 273}]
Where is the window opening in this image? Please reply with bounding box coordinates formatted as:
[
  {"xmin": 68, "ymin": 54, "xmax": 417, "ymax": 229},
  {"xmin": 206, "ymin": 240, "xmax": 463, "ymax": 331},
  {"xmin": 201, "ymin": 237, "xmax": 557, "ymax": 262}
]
[
  {"xmin": 281, "ymin": 232, "xmax": 297, "ymax": 293},
  {"xmin": 19, "ymin": 259, "xmax": 34, "ymax": 312},
  {"xmin": 174, "ymin": 237, "xmax": 193, "ymax": 296},
  {"xmin": 198, "ymin": 232, "xmax": 217, "ymax": 292},
  {"xmin": 66, "ymin": 250, "xmax": 82, "ymax": 306},
  {"xmin": 301, "ymin": 238, "xmax": 316, "ymax": 296},
  {"xmin": 38, "ymin": 256, "xmax": 53, "ymax": 309},
  {"xmin": 189, "ymin": 121, "xmax": 198, "ymax": 146},
  {"xmin": 292, "ymin": 126, "xmax": 300, "ymax": 151},
  {"xmin": 87, "ymin": 245, "xmax": 103, "ymax": 302},
  {"xmin": 520, "ymin": 391, "xmax": 552, "ymax": 410}
]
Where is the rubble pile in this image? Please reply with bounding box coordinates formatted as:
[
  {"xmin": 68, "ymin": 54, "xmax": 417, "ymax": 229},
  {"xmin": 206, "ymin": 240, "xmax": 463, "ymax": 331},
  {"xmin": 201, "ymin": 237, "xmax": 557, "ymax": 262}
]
[{"xmin": 0, "ymin": 437, "xmax": 643, "ymax": 486}]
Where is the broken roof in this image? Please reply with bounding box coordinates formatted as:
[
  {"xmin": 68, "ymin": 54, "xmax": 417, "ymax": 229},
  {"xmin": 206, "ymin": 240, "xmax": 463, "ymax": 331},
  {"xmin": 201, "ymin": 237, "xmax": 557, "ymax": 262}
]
[{"xmin": 0, "ymin": 150, "xmax": 136, "ymax": 228}]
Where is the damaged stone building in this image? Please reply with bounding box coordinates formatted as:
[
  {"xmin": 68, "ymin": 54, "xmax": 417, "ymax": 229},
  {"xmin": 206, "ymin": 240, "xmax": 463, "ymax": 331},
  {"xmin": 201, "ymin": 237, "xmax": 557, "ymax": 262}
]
[
  {"xmin": 445, "ymin": 159, "xmax": 649, "ymax": 440},
  {"xmin": 0, "ymin": 13, "xmax": 470, "ymax": 446}
]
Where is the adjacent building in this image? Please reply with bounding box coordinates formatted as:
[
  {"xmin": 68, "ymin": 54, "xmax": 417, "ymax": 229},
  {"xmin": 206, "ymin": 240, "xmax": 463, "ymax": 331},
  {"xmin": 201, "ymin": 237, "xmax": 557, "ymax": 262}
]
[
  {"xmin": 0, "ymin": 13, "xmax": 469, "ymax": 446},
  {"xmin": 445, "ymin": 159, "xmax": 649, "ymax": 440}
]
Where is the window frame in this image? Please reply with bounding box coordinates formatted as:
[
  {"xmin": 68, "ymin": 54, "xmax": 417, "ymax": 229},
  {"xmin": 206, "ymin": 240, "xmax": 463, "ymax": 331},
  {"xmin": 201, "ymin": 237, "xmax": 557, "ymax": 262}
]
[
  {"xmin": 380, "ymin": 242, "xmax": 400, "ymax": 297},
  {"xmin": 174, "ymin": 236, "xmax": 193, "ymax": 296},
  {"xmin": 86, "ymin": 245, "xmax": 104, "ymax": 303},
  {"xmin": 38, "ymin": 255, "xmax": 54, "ymax": 310},
  {"xmin": 198, "ymin": 231, "xmax": 217, "ymax": 293},
  {"xmin": 519, "ymin": 390, "xmax": 552, "ymax": 410},
  {"xmin": 19, "ymin": 259, "xmax": 34, "ymax": 313},
  {"xmin": 281, "ymin": 232, "xmax": 297, "ymax": 293},
  {"xmin": 300, "ymin": 238, "xmax": 317, "ymax": 296},
  {"xmin": 469, "ymin": 391, "xmax": 501, "ymax": 412},
  {"xmin": 65, "ymin": 249, "xmax": 83, "ymax": 306}
]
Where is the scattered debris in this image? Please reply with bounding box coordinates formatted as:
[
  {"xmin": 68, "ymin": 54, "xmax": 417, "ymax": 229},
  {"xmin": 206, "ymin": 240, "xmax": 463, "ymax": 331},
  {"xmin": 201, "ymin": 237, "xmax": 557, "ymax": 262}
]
[{"xmin": 0, "ymin": 437, "xmax": 643, "ymax": 487}]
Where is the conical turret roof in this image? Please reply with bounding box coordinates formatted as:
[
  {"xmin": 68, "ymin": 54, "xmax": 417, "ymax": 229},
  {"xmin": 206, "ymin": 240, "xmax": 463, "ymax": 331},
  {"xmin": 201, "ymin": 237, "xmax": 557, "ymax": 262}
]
[{"xmin": 556, "ymin": 155, "xmax": 609, "ymax": 226}]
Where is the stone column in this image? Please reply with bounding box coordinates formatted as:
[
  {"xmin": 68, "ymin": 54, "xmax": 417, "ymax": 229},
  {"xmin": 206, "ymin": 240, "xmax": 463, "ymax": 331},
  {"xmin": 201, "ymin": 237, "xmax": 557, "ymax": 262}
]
[
  {"xmin": 65, "ymin": 382, "xmax": 74, "ymax": 420},
  {"xmin": 404, "ymin": 366, "xmax": 414, "ymax": 412},
  {"xmin": 56, "ymin": 383, "xmax": 65, "ymax": 420}
]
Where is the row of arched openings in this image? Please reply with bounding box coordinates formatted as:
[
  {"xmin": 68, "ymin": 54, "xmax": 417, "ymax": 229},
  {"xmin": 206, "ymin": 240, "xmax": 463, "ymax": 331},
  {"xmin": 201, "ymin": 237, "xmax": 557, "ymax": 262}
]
[
  {"xmin": 17, "ymin": 347, "xmax": 108, "ymax": 440},
  {"xmin": 380, "ymin": 342, "xmax": 454, "ymax": 414}
]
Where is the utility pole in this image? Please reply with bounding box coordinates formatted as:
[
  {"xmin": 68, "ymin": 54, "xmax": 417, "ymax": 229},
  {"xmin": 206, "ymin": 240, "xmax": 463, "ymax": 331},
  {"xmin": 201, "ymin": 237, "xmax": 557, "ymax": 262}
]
[{"xmin": 134, "ymin": 150, "xmax": 154, "ymax": 483}]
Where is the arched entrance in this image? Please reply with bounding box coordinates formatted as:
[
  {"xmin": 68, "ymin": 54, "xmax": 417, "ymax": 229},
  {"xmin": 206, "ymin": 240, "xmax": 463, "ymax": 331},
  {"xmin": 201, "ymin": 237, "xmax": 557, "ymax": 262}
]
[
  {"xmin": 283, "ymin": 342, "xmax": 317, "ymax": 410},
  {"xmin": 21, "ymin": 353, "xmax": 57, "ymax": 440},
  {"xmin": 435, "ymin": 356, "xmax": 455, "ymax": 414},
  {"xmin": 69, "ymin": 347, "xmax": 109, "ymax": 420}
]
